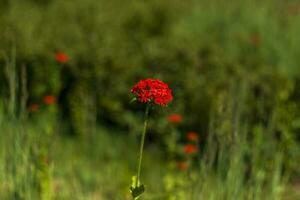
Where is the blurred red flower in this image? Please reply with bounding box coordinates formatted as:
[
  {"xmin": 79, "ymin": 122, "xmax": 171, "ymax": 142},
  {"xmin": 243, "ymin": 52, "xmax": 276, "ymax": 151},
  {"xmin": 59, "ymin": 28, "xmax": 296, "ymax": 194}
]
[
  {"xmin": 40, "ymin": 155, "xmax": 49, "ymax": 165},
  {"xmin": 184, "ymin": 144, "xmax": 198, "ymax": 154},
  {"xmin": 288, "ymin": 3, "xmax": 300, "ymax": 16},
  {"xmin": 177, "ymin": 161, "xmax": 189, "ymax": 171},
  {"xmin": 186, "ymin": 131, "xmax": 199, "ymax": 142},
  {"xmin": 249, "ymin": 33, "xmax": 260, "ymax": 47},
  {"xmin": 55, "ymin": 52, "xmax": 69, "ymax": 63},
  {"xmin": 168, "ymin": 114, "xmax": 182, "ymax": 123},
  {"xmin": 29, "ymin": 103, "xmax": 39, "ymax": 112},
  {"xmin": 43, "ymin": 95, "xmax": 56, "ymax": 105},
  {"xmin": 131, "ymin": 78, "xmax": 173, "ymax": 106}
]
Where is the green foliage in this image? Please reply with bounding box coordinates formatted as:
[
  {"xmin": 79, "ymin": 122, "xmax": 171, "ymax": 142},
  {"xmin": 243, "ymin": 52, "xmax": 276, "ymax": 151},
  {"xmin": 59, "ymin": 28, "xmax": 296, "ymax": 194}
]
[
  {"xmin": 0, "ymin": 0, "xmax": 300, "ymax": 199},
  {"xmin": 130, "ymin": 176, "xmax": 145, "ymax": 199}
]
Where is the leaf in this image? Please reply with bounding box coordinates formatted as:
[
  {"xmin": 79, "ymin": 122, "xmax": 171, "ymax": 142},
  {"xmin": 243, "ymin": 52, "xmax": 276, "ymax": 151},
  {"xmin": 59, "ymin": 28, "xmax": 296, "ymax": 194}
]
[
  {"xmin": 130, "ymin": 97, "xmax": 137, "ymax": 103},
  {"xmin": 130, "ymin": 176, "xmax": 145, "ymax": 199},
  {"xmin": 131, "ymin": 176, "xmax": 138, "ymax": 188},
  {"xmin": 130, "ymin": 185, "xmax": 145, "ymax": 199}
]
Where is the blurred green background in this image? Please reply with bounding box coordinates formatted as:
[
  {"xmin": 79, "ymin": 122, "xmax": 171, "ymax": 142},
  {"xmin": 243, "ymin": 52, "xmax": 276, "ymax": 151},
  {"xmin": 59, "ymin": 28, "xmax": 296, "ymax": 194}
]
[{"xmin": 0, "ymin": 0, "xmax": 300, "ymax": 199}]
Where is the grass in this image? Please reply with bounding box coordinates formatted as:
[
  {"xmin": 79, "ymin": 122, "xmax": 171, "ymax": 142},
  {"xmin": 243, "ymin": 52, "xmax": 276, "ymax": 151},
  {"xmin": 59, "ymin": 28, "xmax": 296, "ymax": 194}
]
[
  {"xmin": 0, "ymin": 113, "xmax": 168, "ymax": 199},
  {"xmin": 0, "ymin": 63, "xmax": 298, "ymax": 199},
  {"xmin": 0, "ymin": 104, "xmax": 297, "ymax": 200}
]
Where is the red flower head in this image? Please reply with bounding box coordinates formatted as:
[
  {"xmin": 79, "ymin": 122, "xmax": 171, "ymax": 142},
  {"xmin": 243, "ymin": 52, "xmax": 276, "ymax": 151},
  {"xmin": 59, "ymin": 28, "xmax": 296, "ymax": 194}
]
[
  {"xmin": 44, "ymin": 95, "xmax": 56, "ymax": 105},
  {"xmin": 184, "ymin": 144, "xmax": 198, "ymax": 155},
  {"xmin": 55, "ymin": 52, "xmax": 69, "ymax": 63},
  {"xmin": 177, "ymin": 161, "xmax": 189, "ymax": 171},
  {"xmin": 29, "ymin": 103, "xmax": 39, "ymax": 112},
  {"xmin": 186, "ymin": 131, "xmax": 199, "ymax": 142},
  {"xmin": 168, "ymin": 114, "xmax": 182, "ymax": 123},
  {"xmin": 131, "ymin": 78, "xmax": 173, "ymax": 106}
]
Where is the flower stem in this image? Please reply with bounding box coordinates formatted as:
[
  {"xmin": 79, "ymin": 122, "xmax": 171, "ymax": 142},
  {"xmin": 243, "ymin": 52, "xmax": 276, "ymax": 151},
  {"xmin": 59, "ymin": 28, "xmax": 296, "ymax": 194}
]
[{"xmin": 136, "ymin": 104, "xmax": 150, "ymax": 187}]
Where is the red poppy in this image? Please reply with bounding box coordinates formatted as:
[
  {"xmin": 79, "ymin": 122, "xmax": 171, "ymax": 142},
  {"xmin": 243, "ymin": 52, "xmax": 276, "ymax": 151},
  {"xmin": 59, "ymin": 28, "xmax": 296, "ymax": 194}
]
[
  {"xmin": 131, "ymin": 78, "xmax": 173, "ymax": 106},
  {"xmin": 177, "ymin": 161, "xmax": 189, "ymax": 171},
  {"xmin": 186, "ymin": 131, "xmax": 199, "ymax": 142},
  {"xmin": 29, "ymin": 103, "xmax": 39, "ymax": 112},
  {"xmin": 184, "ymin": 144, "xmax": 198, "ymax": 154},
  {"xmin": 43, "ymin": 95, "xmax": 56, "ymax": 105},
  {"xmin": 168, "ymin": 114, "xmax": 182, "ymax": 123},
  {"xmin": 55, "ymin": 52, "xmax": 69, "ymax": 63}
]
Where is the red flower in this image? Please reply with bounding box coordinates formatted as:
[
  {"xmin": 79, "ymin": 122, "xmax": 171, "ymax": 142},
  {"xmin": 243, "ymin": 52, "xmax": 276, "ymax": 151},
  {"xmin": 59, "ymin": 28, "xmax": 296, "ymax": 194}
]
[
  {"xmin": 29, "ymin": 103, "xmax": 39, "ymax": 112},
  {"xmin": 184, "ymin": 144, "xmax": 198, "ymax": 154},
  {"xmin": 43, "ymin": 95, "xmax": 56, "ymax": 105},
  {"xmin": 177, "ymin": 161, "xmax": 189, "ymax": 171},
  {"xmin": 40, "ymin": 155, "xmax": 49, "ymax": 165},
  {"xmin": 249, "ymin": 33, "xmax": 260, "ymax": 47},
  {"xmin": 288, "ymin": 3, "xmax": 300, "ymax": 16},
  {"xmin": 131, "ymin": 78, "xmax": 173, "ymax": 106},
  {"xmin": 168, "ymin": 114, "xmax": 182, "ymax": 123},
  {"xmin": 186, "ymin": 131, "xmax": 199, "ymax": 142},
  {"xmin": 55, "ymin": 52, "xmax": 69, "ymax": 63}
]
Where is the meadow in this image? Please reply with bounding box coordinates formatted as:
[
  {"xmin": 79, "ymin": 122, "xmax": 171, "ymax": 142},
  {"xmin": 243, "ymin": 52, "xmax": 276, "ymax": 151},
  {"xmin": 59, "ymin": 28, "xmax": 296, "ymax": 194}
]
[{"xmin": 0, "ymin": 0, "xmax": 300, "ymax": 199}]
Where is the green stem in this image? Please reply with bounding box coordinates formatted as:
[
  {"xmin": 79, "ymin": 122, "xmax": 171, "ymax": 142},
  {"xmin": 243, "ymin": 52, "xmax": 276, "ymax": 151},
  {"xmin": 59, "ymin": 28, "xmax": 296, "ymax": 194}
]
[{"xmin": 136, "ymin": 104, "xmax": 150, "ymax": 186}]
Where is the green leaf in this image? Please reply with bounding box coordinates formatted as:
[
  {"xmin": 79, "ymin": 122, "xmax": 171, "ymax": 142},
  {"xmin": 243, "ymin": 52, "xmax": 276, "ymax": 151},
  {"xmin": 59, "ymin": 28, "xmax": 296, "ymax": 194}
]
[
  {"xmin": 130, "ymin": 176, "xmax": 145, "ymax": 199},
  {"xmin": 130, "ymin": 185, "xmax": 145, "ymax": 199},
  {"xmin": 130, "ymin": 97, "xmax": 137, "ymax": 104},
  {"xmin": 131, "ymin": 176, "xmax": 138, "ymax": 188}
]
